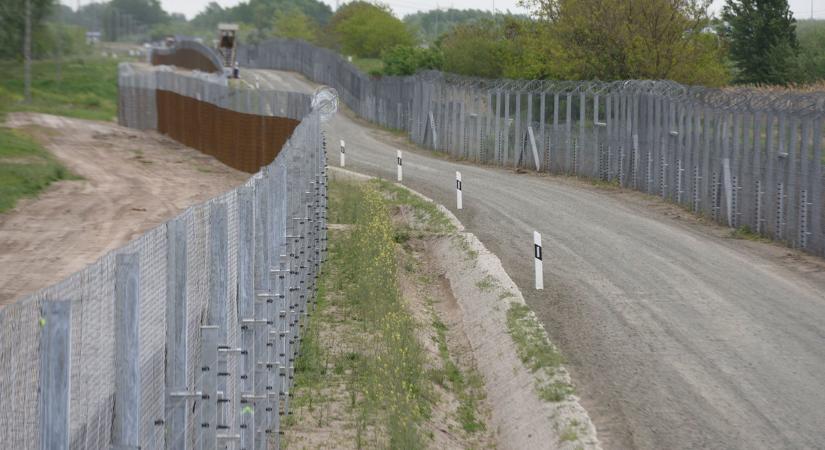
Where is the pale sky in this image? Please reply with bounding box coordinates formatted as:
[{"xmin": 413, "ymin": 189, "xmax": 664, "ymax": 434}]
[{"xmin": 66, "ymin": 0, "xmax": 825, "ymax": 21}]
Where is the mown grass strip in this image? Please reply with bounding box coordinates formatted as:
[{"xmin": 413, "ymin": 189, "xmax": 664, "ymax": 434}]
[
  {"xmin": 291, "ymin": 179, "xmax": 431, "ymax": 448},
  {"xmin": 0, "ymin": 127, "xmax": 76, "ymax": 212},
  {"xmin": 0, "ymin": 58, "xmax": 120, "ymax": 122}
]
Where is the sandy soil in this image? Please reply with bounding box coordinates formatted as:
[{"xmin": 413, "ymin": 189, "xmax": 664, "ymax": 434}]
[{"xmin": 0, "ymin": 113, "xmax": 248, "ymax": 306}]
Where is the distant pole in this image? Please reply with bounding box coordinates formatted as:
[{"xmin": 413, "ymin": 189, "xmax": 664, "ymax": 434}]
[
  {"xmin": 397, "ymin": 150, "xmax": 403, "ymax": 182},
  {"xmin": 23, "ymin": 0, "xmax": 32, "ymax": 103},
  {"xmin": 56, "ymin": 0, "xmax": 63, "ymax": 84},
  {"xmin": 456, "ymin": 171, "xmax": 462, "ymax": 210},
  {"xmin": 534, "ymin": 231, "xmax": 543, "ymax": 290}
]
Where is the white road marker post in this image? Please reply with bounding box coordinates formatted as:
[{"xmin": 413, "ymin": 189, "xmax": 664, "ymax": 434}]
[
  {"xmin": 534, "ymin": 231, "xmax": 543, "ymax": 290},
  {"xmin": 456, "ymin": 171, "xmax": 463, "ymax": 210},
  {"xmin": 397, "ymin": 150, "xmax": 403, "ymax": 182},
  {"xmin": 340, "ymin": 139, "xmax": 346, "ymax": 167}
]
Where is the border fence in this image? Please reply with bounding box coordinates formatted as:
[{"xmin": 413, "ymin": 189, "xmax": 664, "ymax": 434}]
[
  {"xmin": 0, "ymin": 63, "xmax": 327, "ymax": 450},
  {"xmin": 150, "ymin": 40, "xmax": 225, "ymax": 74},
  {"xmin": 238, "ymin": 38, "xmax": 825, "ymax": 256}
]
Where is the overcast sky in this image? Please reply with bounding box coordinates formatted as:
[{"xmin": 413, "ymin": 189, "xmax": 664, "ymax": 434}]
[{"xmin": 66, "ymin": 0, "xmax": 825, "ymax": 21}]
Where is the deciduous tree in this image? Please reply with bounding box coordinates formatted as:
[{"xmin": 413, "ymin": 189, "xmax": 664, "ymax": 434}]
[
  {"xmin": 520, "ymin": 0, "xmax": 729, "ymax": 85},
  {"xmin": 329, "ymin": 2, "xmax": 414, "ymax": 58},
  {"xmin": 722, "ymin": 0, "xmax": 799, "ymax": 84}
]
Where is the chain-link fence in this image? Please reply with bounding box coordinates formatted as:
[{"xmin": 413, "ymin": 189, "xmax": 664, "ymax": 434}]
[
  {"xmin": 238, "ymin": 38, "xmax": 825, "ymax": 257},
  {"xmin": 0, "ymin": 63, "xmax": 327, "ymax": 450}
]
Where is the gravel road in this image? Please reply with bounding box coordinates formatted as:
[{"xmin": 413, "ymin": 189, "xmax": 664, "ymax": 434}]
[{"xmin": 249, "ymin": 68, "xmax": 825, "ymax": 450}]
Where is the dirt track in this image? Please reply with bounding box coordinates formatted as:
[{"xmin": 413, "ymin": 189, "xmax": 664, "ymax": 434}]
[
  {"xmin": 0, "ymin": 113, "xmax": 248, "ymax": 305},
  {"xmin": 250, "ymin": 69, "xmax": 825, "ymax": 449}
]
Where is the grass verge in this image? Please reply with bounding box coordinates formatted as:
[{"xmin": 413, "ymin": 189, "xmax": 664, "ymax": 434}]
[
  {"xmin": 0, "ymin": 127, "xmax": 77, "ymax": 213},
  {"xmin": 506, "ymin": 303, "xmax": 574, "ymax": 402},
  {"xmin": 729, "ymin": 225, "xmax": 770, "ymax": 242},
  {"xmin": 289, "ymin": 179, "xmax": 431, "ymax": 448},
  {"xmin": 0, "ymin": 57, "xmax": 120, "ymax": 121},
  {"xmin": 287, "ymin": 178, "xmax": 491, "ymax": 448}
]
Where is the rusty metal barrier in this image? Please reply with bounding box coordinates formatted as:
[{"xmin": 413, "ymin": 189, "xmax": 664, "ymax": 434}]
[{"xmin": 155, "ymin": 90, "xmax": 299, "ymax": 173}]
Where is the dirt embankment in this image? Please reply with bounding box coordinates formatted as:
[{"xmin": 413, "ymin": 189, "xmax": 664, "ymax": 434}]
[
  {"xmin": 0, "ymin": 113, "xmax": 249, "ymax": 306},
  {"xmin": 287, "ymin": 167, "xmax": 600, "ymax": 449}
]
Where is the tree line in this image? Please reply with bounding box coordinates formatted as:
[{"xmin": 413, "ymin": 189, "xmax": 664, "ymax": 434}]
[{"xmin": 1, "ymin": 0, "xmax": 823, "ymax": 87}]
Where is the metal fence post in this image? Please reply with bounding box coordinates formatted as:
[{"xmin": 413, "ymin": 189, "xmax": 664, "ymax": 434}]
[
  {"xmin": 200, "ymin": 325, "xmax": 219, "ymax": 450},
  {"xmin": 113, "ymin": 252, "xmax": 140, "ymax": 449},
  {"xmin": 165, "ymin": 217, "xmax": 188, "ymax": 449},
  {"xmin": 208, "ymin": 204, "xmax": 228, "ymax": 440},
  {"xmin": 237, "ymin": 185, "xmax": 256, "ymax": 450},
  {"xmin": 39, "ymin": 300, "xmax": 71, "ymax": 450}
]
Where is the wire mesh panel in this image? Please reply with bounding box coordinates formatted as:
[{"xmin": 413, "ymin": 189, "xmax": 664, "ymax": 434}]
[
  {"xmin": 237, "ymin": 38, "xmax": 825, "ymax": 257},
  {"xmin": 1, "ymin": 64, "xmax": 327, "ymax": 450}
]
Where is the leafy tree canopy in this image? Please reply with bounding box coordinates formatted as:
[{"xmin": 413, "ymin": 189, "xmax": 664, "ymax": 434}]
[
  {"xmin": 722, "ymin": 0, "xmax": 799, "ymax": 84},
  {"xmin": 329, "ymin": 2, "xmax": 415, "ymax": 58},
  {"xmin": 109, "ymin": 0, "xmax": 167, "ymax": 26},
  {"xmin": 793, "ymin": 19, "xmax": 825, "ymax": 83},
  {"xmin": 382, "ymin": 45, "xmax": 443, "ymax": 76},
  {"xmin": 403, "ymin": 8, "xmax": 524, "ymax": 43},
  {"xmin": 438, "ymin": 19, "xmax": 510, "ymax": 78},
  {"xmin": 519, "ymin": 0, "xmax": 729, "ymax": 85},
  {"xmin": 273, "ymin": 7, "xmax": 320, "ymax": 43},
  {"xmin": 0, "ymin": 0, "xmax": 55, "ymax": 60},
  {"xmin": 192, "ymin": 0, "xmax": 332, "ymax": 33}
]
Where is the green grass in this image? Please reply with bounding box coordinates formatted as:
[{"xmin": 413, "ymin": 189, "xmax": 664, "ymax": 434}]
[
  {"xmin": 327, "ymin": 179, "xmax": 363, "ymax": 224},
  {"xmin": 506, "ymin": 304, "xmax": 565, "ymax": 373},
  {"xmin": 430, "ymin": 312, "xmax": 486, "ymax": 433},
  {"xmin": 729, "ymin": 225, "xmax": 770, "ymax": 242},
  {"xmin": 0, "ymin": 128, "xmax": 77, "ymax": 213},
  {"xmin": 371, "ymin": 178, "xmax": 455, "ymax": 234},
  {"xmin": 506, "ymin": 303, "xmax": 574, "ymax": 402},
  {"xmin": 0, "ymin": 57, "xmax": 120, "ymax": 121},
  {"xmin": 351, "ymin": 57, "xmax": 384, "ymax": 76},
  {"xmin": 291, "ymin": 179, "xmax": 432, "ymax": 448},
  {"xmin": 475, "ymin": 274, "xmax": 498, "ymax": 293},
  {"xmin": 559, "ymin": 424, "xmax": 579, "ymax": 442}
]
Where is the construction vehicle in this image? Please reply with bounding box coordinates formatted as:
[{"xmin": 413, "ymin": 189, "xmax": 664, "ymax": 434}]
[{"xmin": 217, "ymin": 23, "xmax": 239, "ymax": 76}]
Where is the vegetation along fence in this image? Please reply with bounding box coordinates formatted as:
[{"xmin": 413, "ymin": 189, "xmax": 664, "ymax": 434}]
[
  {"xmin": 238, "ymin": 38, "xmax": 825, "ymax": 257},
  {"xmin": 0, "ymin": 63, "xmax": 327, "ymax": 450}
]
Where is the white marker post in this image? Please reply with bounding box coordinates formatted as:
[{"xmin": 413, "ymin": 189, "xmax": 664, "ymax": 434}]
[
  {"xmin": 534, "ymin": 231, "xmax": 543, "ymax": 290},
  {"xmin": 397, "ymin": 150, "xmax": 403, "ymax": 182},
  {"xmin": 456, "ymin": 171, "xmax": 463, "ymax": 210},
  {"xmin": 340, "ymin": 139, "xmax": 346, "ymax": 167}
]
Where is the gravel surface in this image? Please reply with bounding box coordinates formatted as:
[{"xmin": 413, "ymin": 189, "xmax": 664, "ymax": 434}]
[{"xmin": 250, "ymin": 69, "xmax": 825, "ymax": 450}]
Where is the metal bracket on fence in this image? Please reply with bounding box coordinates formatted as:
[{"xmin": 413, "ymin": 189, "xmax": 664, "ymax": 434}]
[
  {"xmin": 527, "ymin": 126, "xmax": 541, "ymax": 172},
  {"xmin": 169, "ymin": 391, "xmax": 204, "ymax": 399},
  {"xmin": 722, "ymin": 158, "xmax": 734, "ymax": 227},
  {"xmin": 428, "ymin": 111, "xmax": 438, "ymax": 148}
]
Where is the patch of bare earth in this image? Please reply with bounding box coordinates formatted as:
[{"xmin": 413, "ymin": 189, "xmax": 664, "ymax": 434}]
[
  {"xmin": 394, "ymin": 221, "xmax": 496, "ymax": 449},
  {"xmin": 0, "ymin": 113, "xmax": 249, "ymax": 306}
]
